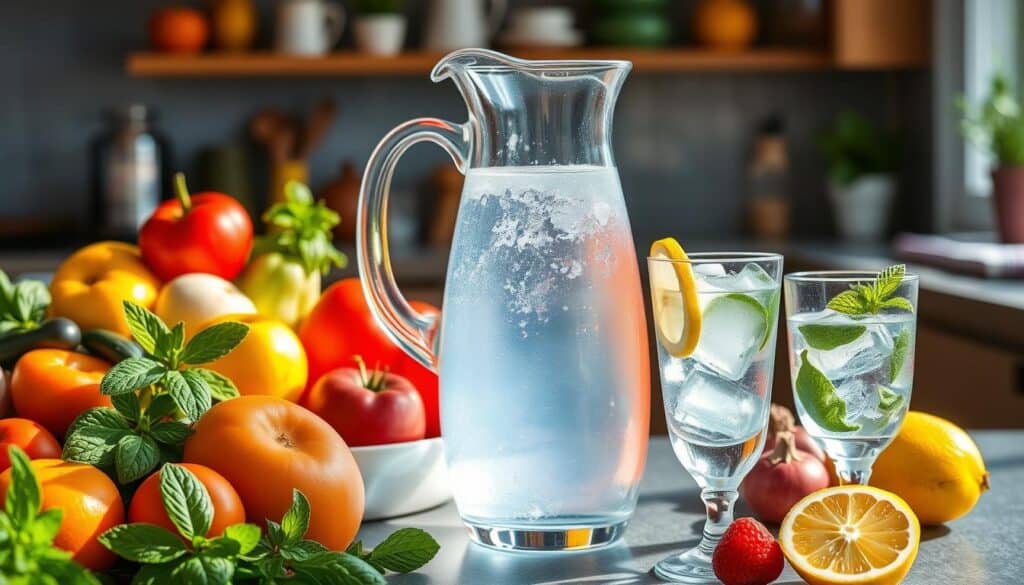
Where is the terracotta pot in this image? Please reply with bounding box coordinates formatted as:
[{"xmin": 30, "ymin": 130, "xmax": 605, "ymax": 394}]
[{"xmin": 991, "ymin": 166, "xmax": 1024, "ymax": 243}]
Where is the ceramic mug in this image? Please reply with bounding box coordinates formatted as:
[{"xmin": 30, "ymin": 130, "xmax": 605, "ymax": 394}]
[{"xmin": 275, "ymin": 0, "xmax": 345, "ymax": 56}]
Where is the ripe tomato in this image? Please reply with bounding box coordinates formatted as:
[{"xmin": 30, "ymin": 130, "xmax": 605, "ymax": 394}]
[
  {"xmin": 0, "ymin": 459, "xmax": 124, "ymax": 571},
  {"xmin": 302, "ymin": 360, "xmax": 425, "ymax": 446},
  {"xmin": 10, "ymin": 350, "xmax": 112, "ymax": 438},
  {"xmin": 0, "ymin": 418, "xmax": 61, "ymax": 472},
  {"xmin": 139, "ymin": 174, "xmax": 253, "ymax": 282},
  {"xmin": 129, "ymin": 463, "xmax": 246, "ymax": 538},
  {"xmin": 299, "ymin": 279, "xmax": 441, "ymax": 437},
  {"xmin": 183, "ymin": 396, "xmax": 364, "ymax": 551}
]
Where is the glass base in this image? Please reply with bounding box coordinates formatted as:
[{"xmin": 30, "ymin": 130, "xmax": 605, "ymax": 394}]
[
  {"xmin": 654, "ymin": 546, "xmax": 717, "ymax": 583},
  {"xmin": 464, "ymin": 519, "xmax": 627, "ymax": 552}
]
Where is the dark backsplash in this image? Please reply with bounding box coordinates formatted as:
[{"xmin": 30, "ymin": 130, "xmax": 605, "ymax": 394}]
[{"xmin": 0, "ymin": 0, "xmax": 932, "ymax": 247}]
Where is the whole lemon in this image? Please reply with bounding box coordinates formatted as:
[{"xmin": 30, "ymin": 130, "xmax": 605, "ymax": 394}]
[{"xmin": 871, "ymin": 411, "xmax": 989, "ymax": 525}]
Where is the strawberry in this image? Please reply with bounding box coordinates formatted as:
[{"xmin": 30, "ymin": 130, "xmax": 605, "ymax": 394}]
[{"xmin": 712, "ymin": 517, "xmax": 785, "ymax": 585}]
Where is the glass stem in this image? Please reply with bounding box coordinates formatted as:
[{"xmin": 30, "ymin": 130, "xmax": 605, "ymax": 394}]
[
  {"xmin": 697, "ymin": 489, "xmax": 738, "ymax": 557},
  {"xmin": 835, "ymin": 457, "xmax": 873, "ymax": 485}
]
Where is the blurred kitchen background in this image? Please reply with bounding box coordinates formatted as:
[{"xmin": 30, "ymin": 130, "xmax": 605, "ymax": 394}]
[{"xmin": 2, "ymin": 0, "xmax": 1022, "ymax": 429}]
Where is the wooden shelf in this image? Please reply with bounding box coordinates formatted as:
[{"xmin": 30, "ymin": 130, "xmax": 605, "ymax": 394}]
[{"xmin": 126, "ymin": 48, "xmax": 835, "ymax": 78}]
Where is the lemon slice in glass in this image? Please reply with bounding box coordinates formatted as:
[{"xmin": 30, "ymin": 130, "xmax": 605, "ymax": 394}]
[
  {"xmin": 779, "ymin": 485, "xmax": 921, "ymax": 585},
  {"xmin": 649, "ymin": 238, "xmax": 701, "ymax": 357}
]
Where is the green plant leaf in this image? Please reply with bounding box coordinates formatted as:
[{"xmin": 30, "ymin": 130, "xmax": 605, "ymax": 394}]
[
  {"xmin": 890, "ymin": 329, "xmax": 911, "ymax": 382},
  {"xmin": 280, "ymin": 490, "xmax": 311, "ymax": 545},
  {"xmin": 149, "ymin": 421, "xmax": 192, "ymax": 445},
  {"xmin": 168, "ymin": 322, "xmax": 186, "ymax": 354},
  {"xmin": 6, "ymin": 446, "xmax": 40, "ymax": 527},
  {"xmin": 165, "ymin": 370, "xmax": 211, "ymax": 422},
  {"xmin": 179, "ymin": 322, "xmax": 249, "ymax": 365},
  {"xmin": 160, "ymin": 464, "xmax": 214, "ymax": 540},
  {"xmin": 146, "ymin": 394, "xmax": 180, "ymax": 421},
  {"xmin": 111, "ymin": 392, "xmax": 141, "ymax": 423},
  {"xmin": 798, "ymin": 324, "xmax": 866, "ymax": 350},
  {"xmin": 265, "ymin": 519, "xmax": 285, "ymax": 547},
  {"xmin": 132, "ymin": 562, "xmax": 182, "ymax": 585},
  {"xmin": 98, "ymin": 523, "xmax": 189, "ymax": 564},
  {"xmin": 172, "ymin": 555, "xmax": 234, "ymax": 585},
  {"xmin": 67, "ymin": 407, "xmax": 132, "ymax": 437},
  {"xmin": 203, "ymin": 536, "xmax": 242, "ymax": 558},
  {"xmin": 123, "ymin": 301, "xmax": 172, "ymax": 356},
  {"xmin": 880, "ymin": 297, "xmax": 915, "ymax": 313},
  {"xmin": 35, "ymin": 555, "xmax": 101, "ymax": 585},
  {"xmin": 794, "ymin": 350, "xmax": 861, "ymax": 433},
  {"xmin": 826, "ymin": 290, "xmax": 868, "ymax": 315},
  {"xmin": 366, "ymin": 528, "xmax": 441, "ymax": 574},
  {"xmin": 874, "ymin": 264, "xmax": 905, "ymax": 299},
  {"xmin": 192, "ymin": 368, "xmax": 240, "ymax": 401},
  {"xmin": 279, "ymin": 539, "xmax": 328, "ymax": 562},
  {"xmin": 224, "ymin": 523, "xmax": 262, "ymax": 556},
  {"xmin": 115, "ymin": 434, "xmax": 160, "ymax": 484},
  {"xmin": 291, "ymin": 552, "xmax": 386, "ymax": 585},
  {"xmin": 877, "ymin": 386, "xmax": 905, "ymax": 416},
  {"xmin": 28, "ymin": 508, "xmax": 64, "ymax": 545},
  {"xmin": 100, "ymin": 357, "xmax": 166, "ymax": 396},
  {"xmin": 62, "ymin": 412, "xmax": 131, "ymax": 468}
]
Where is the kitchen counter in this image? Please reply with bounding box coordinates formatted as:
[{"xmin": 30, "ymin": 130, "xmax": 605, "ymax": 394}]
[{"xmin": 356, "ymin": 432, "xmax": 1020, "ymax": 584}]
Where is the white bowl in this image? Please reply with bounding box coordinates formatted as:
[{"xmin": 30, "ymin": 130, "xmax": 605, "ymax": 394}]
[{"xmin": 351, "ymin": 437, "xmax": 451, "ymax": 521}]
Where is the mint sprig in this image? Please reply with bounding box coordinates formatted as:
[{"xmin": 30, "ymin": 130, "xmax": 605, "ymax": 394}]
[
  {"xmin": 826, "ymin": 264, "xmax": 914, "ymax": 316},
  {"xmin": 257, "ymin": 181, "xmax": 347, "ymax": 276},
  {"xmin": 0, "ymin": 269, "xmax": 51, "ymax": 337},
  {"xmin": 100, "ymin": 464, "xmax": 262, "ymax": 584},
  {"xmin": 0, "ymin": 446, "xmax": 100, "ymax": 583},
  {"xmin": 236, "ymin": 490, "xmax": 440, "ymax": 583},
  {"xmin": 64, "ymin": 301, "xmax": 248, "ymax": 485}
]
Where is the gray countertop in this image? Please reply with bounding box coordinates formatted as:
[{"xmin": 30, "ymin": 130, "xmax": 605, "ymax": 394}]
[{"xmin": 356, "ymin": 432, "xmax": 1021, "ymax": 585}]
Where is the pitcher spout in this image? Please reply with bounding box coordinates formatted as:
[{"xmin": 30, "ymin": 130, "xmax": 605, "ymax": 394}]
[{"xmin": 430, "ymin": 48, "xmax": 522, "ymax": 83}]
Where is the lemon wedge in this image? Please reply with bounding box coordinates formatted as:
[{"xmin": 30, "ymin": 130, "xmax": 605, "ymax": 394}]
[
  {"xmin": 779, "ymin": 485, "xmax": 921, "ymax": 585},
  {"xmin": 649, "ymin": 237, "xmax": 701, "ymax": 357}
]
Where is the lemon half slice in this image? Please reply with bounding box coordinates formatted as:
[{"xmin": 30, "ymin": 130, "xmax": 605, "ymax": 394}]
[
  {"xmin": 649, "ymin": 238, "xmax": 701, "ymax": 357},
  {"xmin": 780, "ymin": 485, "xmax": 921, "ymax": 585}
]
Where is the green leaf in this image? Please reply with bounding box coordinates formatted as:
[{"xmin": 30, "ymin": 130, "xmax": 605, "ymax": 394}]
[
  {"xmin": 28, "ymin": 508, "xmax": 64, "ymax": 545},
  {"xmin": 111, "ymin": 392, "xmax": 141, "ymax": 423},
  {"xmin": 203, "ymin": 536, "xmax": 241, "ymax": 558},
  {"xmin": 179, "ymin": 322, "xmax": 249, "ymax": 365},
  {"xmin": 826, "ymin": 289, "xmax": 868, "ymax": 316},
  {"xmin": 98, "ymin": 523, "xmax": 188, "ymax": 564},
  {"xmin": 168, "ymin": 322, "xmax": 186, "ymax": 355},
  {"xmin": 160, "ymin": 464, "xmax": 214, "ymax": 540},
  {"xmin": 798, "ymin": 324, "xmax": 866, "ymax": 351},
  {"xmin": 132, "ymin": 562, "xmax": 181, "ymax": 585},
  {"xmin": 67, "ymin": 407, "xmax": 132, "ymax": 438},
  {"xmin": 223, "ymin": 524, "xmax": 262, "ymax": 556},
  {"xmin": 291, "ymin": 552, "xmax": 386, "ymax": 585},
  {"xmin": 146, "ymin": 394, "xmax": 180, "ymax": 421},
  {"xmin": 880, "ymin": 296, "xmax": 915, "ymax": 313},
  {"xmin": 100, "ymin": 357, "xmax": 166, "ymax": 396},
  {"xmin": 794, "ymin": 350, "xmax": 861, "ymax": 433},
  {"xmin": 123, "ymin": 301, "xmax": 172, "ymax": 357},
  {"xmin": 165, "ymin": 370, "xmax": 211, "ymax": 422},
  {"xmin": 149, "ymin": 421, "xmax": 192, "ymax": 445},
  {"xmin": 191, "ymin": 368, "xmax": 240, "ymax": 402},
  {"xmin": 35, "ymin": 555, "xmax": 102, "ymax": 585},
  {"xmin": 115, "ymin": 434, "xmax": 160, "ymax": 484},
  {"xmin": 367, "ymin": 528, "xmax": 440, "ymax": 574},
  {"xmin": 346, "ymin": 540, "xmax": 365, "ymax": 557},
  {"xmin": 889, "ymin": 329, "xmax": 911, "ymax": 382},
  {"xmin": 877, "ymin": 386, "xmax": 905, "ymax": 416},
  {"xmin": 172, "ymin": 555, "xmax": 234, "ymax": 585},
  {"xmin": 280, "ymin": 490, "xmax": 311, "ymax": 545},
  {"xmin": 874, "ymin": 264, "xmax": 906, "ymax": 300},
  {"xmin": 265, "ymin": 519, "xmax": 285, "ymax": 547},
  {"xmin": 279, "ymin": 540, "xmax": 328, "ymax": 562},
  {"xmin": 62, "ymin": 415, "xmax": 130, "ymax": 468},
  {"xmin": 6, "ymin": 446, "xmax": 40, "ymax": 527}
]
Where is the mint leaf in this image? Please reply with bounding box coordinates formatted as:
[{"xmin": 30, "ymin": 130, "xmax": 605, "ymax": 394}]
[
  {"xmin": 280, "ymin": 490, "xmax": 310, "ymax": 545},
  {"xmin": 100, "ymin": 357, "xmax": 166, "ymax": 396},
  {"xmin": 150, "ymin": 421, "xmax": 192, "ymax": 445},
  {"xmin": 890, "ymin": 329, "xmax": 910, "ymax": 382},
  {"xmin": 172, "ymin": 555, "xmax": 234, "ymax": 584},
  {"xmin": 67, "ymin": 407, "xmax": 131, "ymax": 437},
  {"xmin": 35, "ymin": 555, "xmax": 100, "ymax": 585},
  {"xmin": 877, "ymin": 386, "xmax": 905, "ymax": 417},
  {"xmin": 123, "ymin": 301, "xmax": 172, "ymax": 357},
  {"xmin": 6, "ymin": 446, "xmax": 40, "ymax": 527},
  {"xmin": 798, "ymin": 324, "xmax": 866, "ymax": 350},
  {"xmin": 63, "ymin": 410, "xmax": 132, "ymax": 468},
  {"xmin": 367, "ymin": 528, "xmax": 441, "ymax": 574},
  {"xmin": 165, "ymin": 370, "xmax": 211, "ymax": 422},
  {"xmin": 291, "ymin": 552, "xmax": 385, "ymax": 585},
  {"xmin": 224, "ymin": 523, "xmax": 262, "ymax": 556},
  {"xmin": 160, "ymin": 464, "xmax": 214, "ymax": 540},
  {"xmin": 99, "ymin": 523, "xmax": 188, "ymax": 564},
  {"xmin": 874, "ymin": 264, "xmax": 905, "ymax": 299},
  {"xmin": 28, "ymin": 508, "xmax": 63, "ymax": 544},
  {"xmin": 180, "ymin": 322, "xmax": 249, "ymax": 365},
  {"xmin": 279, "ymin": 540, "xmax": 328, "ymax": 562},
  {"xmin": 794, "ymin": 350, "xmax": 860, "ymax": 433},
  {"xmin": 880, "ymin": 297, "xmax": 915, "ymax": 313},
  {"xmin": 192, "ymin": 368, "xmax": 240, "ymax": 401},
  {"xmin": 826, "ymin": 290, "xmax": 868, "ymax": 315},
  {"xmin": 168, "ymin": 322, "xmax": 186, "ymax": 355},
  {"xmin": 204, "ymin": 536, "xmax": 242, "ymax": 558},
  {"xmin": 111, "ymin": 392, "xmax": 141, "ymax": 422},
  {"xmin": 265, "ymin": 519, "xmax": 285, "ymax": 547},
  {"xmin": 115, "ymin": 434, "xmax": 160, "ymax": 483},
  {"xmin": 133, "ymin": 563, "xmax": 181, "ymax": 585},
  {"xmin": 146, "ymin": 394, "xmax": 180, "ymax": 421}
]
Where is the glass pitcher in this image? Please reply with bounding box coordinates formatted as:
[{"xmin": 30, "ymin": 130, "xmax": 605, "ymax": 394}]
[{"xmin": 357, "ymin": 49, "xmax": 650, "ymax": 552}]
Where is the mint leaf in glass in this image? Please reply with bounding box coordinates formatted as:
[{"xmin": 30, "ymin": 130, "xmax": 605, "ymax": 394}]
[
  {"xmin": 826, "ymin": 264, "xmax": 913, "ymax": 316},
  {"xmin": 798, "ymin": 324, "xmax": 866, "ymax": 350},
  {"xmin": 890, "ymin": 329, "xmax": 911, "ymax": 382},
  {"xmin": 794, "ymin": 350, "xmax": 861, "ymax": 433}
]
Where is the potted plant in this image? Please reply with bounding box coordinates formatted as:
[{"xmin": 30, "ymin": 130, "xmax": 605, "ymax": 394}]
[
  {"xmin": 818, "ymin": 111, "xmax": 900, "ymax": 241},
  {"xmin": 354, "ymin": 0, "xmax": 406, "ymax": 56},
  {"xmin": 960, "ymin": 73, "xmax": 1024, "ymax": 243}
]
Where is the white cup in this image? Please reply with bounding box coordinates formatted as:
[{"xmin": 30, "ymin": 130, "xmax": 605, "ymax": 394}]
[{"xmin": 275, "ymin": 0, "xmax": 345, "ymax": 56}]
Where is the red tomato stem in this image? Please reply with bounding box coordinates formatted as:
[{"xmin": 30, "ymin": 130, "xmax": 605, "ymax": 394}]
[
  {"xmin": 353, "ymin": 355, "xmax": 388, "ymax": 392},
  {"xmin": 174, "ymin": 172, "xmax": 193, "ymax": 214}
]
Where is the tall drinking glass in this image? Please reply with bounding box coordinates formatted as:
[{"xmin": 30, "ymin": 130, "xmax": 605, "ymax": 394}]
[
  {"xmin": 784, "ymin": 267, "xmax": 918, "ymax": 485},
  {"xmin": 648, "ymin": 249, "xmax": 782, "ymax": 584}
]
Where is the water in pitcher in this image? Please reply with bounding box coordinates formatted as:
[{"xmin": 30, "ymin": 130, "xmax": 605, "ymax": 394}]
[{"xmin": 439, "ymin": 165, "xmax": 650, "ymax": 531}]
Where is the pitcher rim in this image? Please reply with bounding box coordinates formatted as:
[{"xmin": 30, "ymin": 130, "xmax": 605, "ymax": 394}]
[{"xmin": 431, "ymin": 48, "xmax": 632, "ymax": 82}]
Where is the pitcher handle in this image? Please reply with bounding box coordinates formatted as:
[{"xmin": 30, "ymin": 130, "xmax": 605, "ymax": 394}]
[{"xmin": 357, "ymin": 118, "xmax": 471, "ymax": 372}]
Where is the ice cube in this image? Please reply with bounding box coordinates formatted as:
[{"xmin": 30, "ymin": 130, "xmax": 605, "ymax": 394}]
[
  {"xmin": 806, "ymin": 323, "xmax": 893, "ymax": 381},
  {"xmin": 668, "ymin": 367, "xmax": 764, "ymax": 439},
  {"xmin": 693, "ymin": 293, "xmax": 766, "ymax": 380},
  {"xmin": 735, "ymin": 262, "xmax": 776, "ymax": 290},
  {"xmin": 694, "ymin": 263, "xmax": 727, "ymax": 277},
  {"xmin": 835, "ymin": 378, "xmax": 881, "ymax": 422}
]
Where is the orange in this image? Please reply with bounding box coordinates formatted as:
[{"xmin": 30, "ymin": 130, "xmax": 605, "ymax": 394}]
[
  {"xmin": 0, "ymin": 460, "xmax": 124, "ymax": 571},
  {"xmin": 0, "ymin": 418, "xmax": 62, "ymax": 471},
  {"xmin": 149, "ymin": 7, "xmax": 209, "ymax": 54},
  {"xmin": 10, "ymin": 350, "xmax": 112, "ymax": 438},
  {"xmin": 694, "ymin": 0, "xmax": 757, "ymax": 51},
  {"xmin": 203, "ymin": 314, "xmax": 308, "ymax": 402},
  {"xmin": 129, "ymin": 463, "xmax": 246, "ymax": 538},
  {"xmin": 184, "ymin": 396, "xmax": 364, "ymax": 550}
]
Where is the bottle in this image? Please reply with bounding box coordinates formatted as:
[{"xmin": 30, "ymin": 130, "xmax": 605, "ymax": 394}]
[{"xmin": 748, "ymin": 115, "xmax": 791, "ymax": 240}]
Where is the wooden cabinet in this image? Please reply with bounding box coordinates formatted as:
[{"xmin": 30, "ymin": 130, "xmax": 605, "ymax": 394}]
[{"xmin": 833, "ymin": 0, "xmax": 931, "ymax": 68}]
